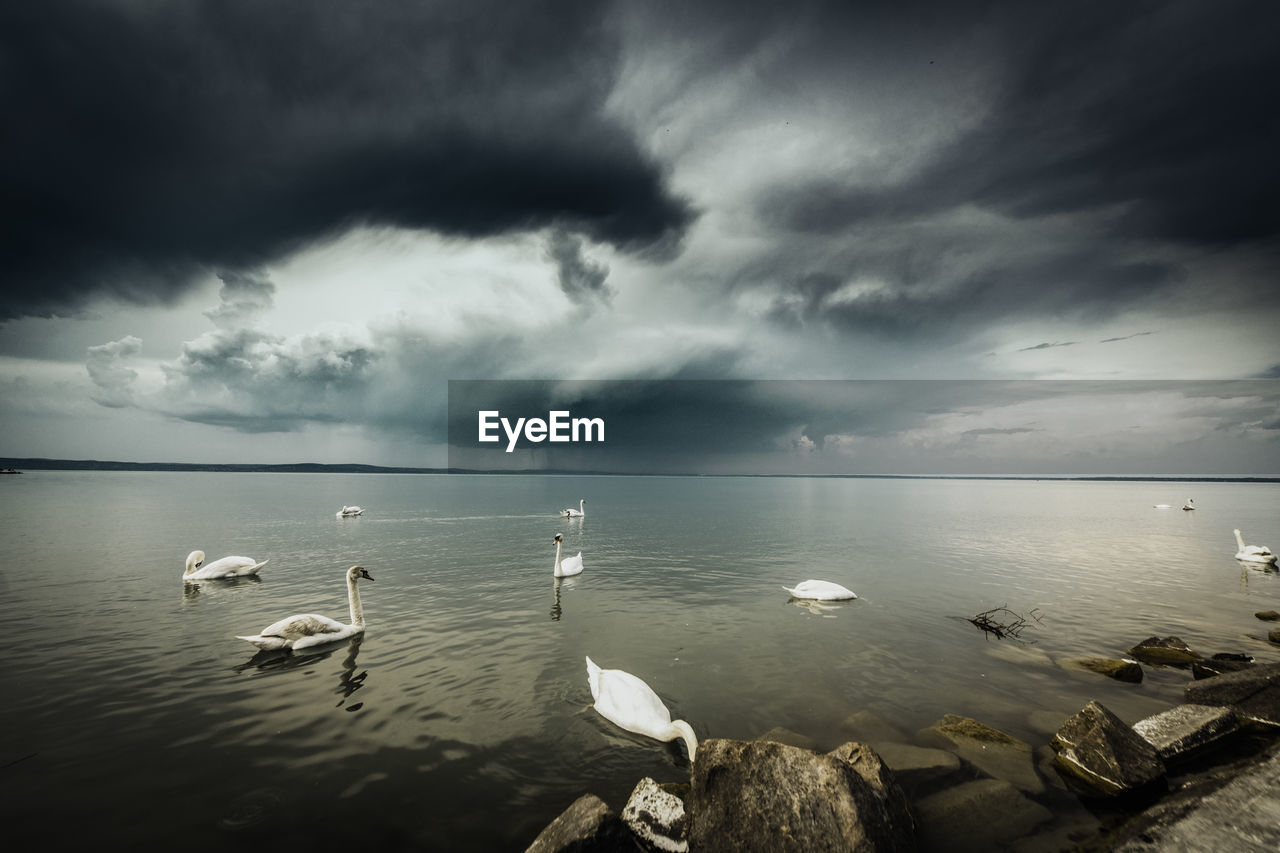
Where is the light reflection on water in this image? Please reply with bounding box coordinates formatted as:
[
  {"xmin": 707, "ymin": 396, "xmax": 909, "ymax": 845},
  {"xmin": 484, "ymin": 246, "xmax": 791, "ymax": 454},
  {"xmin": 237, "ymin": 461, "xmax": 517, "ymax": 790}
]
[{"xmin": 1, "ymin": 472, "xmax": 1278, "ymax": 850}]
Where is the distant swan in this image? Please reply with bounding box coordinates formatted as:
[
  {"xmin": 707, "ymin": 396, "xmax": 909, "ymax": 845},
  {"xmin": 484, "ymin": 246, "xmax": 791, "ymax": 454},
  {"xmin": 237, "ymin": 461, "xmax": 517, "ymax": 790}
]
[
  {"xmin": 782, "ymin": 579, "xmax": 857, "ymax": 601},
  {"xmin": 184, "ymin": 550, "xmax": 268, "ymax": 580},
  {"xmin": 1234, "ymin": 528, "xmax": 1277, "ymax": 564},
  {"xmin": 561, "ymin": 499, "xmax": 585, "ymax": 518},
  {"xmin": 237, "ymin": 565, "xmax": 374, "ymax": 650},
  {"xmin": 337, "ymin": 505, "xmax": 364, "ymax": 518},
  {"xmin": 553, "ymin": 533, "xmax": 583, "ymax": 577},
  {"xmin": 1182, "ymin": 498, "xmax": 1195, "ymax": 511},
  {"xmin": 586, "ymin": 656, "xmax": 697, "ymax": 761},
  {"xmin": 1153, "ymin": 504, "xmax": 1172, "ymax": 509}
]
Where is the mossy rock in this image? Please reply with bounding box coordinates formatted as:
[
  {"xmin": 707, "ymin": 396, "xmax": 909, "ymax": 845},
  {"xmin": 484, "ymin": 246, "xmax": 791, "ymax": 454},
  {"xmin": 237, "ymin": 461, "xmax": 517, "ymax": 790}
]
[
  {"xmin": 1128, "ymin": 636, "xmax": 1201, "ymax": 666},
  {"xmin": 1256, "ymin": 611, "xmax": 1280, "ymax": 621},
  {"xmin": 1066, "ymin": 658, "xmax": 1144, "ymax": 683}
]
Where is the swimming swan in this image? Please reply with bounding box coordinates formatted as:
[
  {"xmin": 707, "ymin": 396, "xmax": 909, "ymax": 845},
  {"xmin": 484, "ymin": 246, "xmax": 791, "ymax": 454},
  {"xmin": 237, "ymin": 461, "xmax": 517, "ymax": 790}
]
[
  {"xmin": 237, "ymin": 566, "xmax": 374, "ymax": 650},
  {"xmin": 1153, "ymin": 504, "xmax": 1172, "ymax": 509},
  {"xmin": 585, "ymin": 656, "xmax": 697, "ymax": 761},
  {"xmin": 1182, "ymin": 498, "xmax": 1195, "ymax": 511},
  {"xmin": 1234, "ymin": 529, "xmax": 1277, "ymax": 564},
  {"xmin": 782, "ymin": 579, "xmax": 858, "ymax": 601},
  {"xmin": 561, "ymin": 499, "xmax": 585, "ymax": 518},
  {"xmin": 337, "ymin": 505, "xmax": 364, "ymax": 518},
  {"xmin": 553, "ymin": 533, "xmax": 584, "ymax": 577},
  {"xmin": 184, "ymin": 550, "xmax": 268, "ymax": 580}
]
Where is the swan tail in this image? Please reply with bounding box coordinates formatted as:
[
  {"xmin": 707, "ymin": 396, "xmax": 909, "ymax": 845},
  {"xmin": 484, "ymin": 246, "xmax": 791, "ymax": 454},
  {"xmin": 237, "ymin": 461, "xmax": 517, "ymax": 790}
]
[
  {"xmin": 781, "ymin": 586, "xmax": 799, "ymax": 597},
  {"xmin": 237, "ymin": 634, "xmax": 288, "ymax": 650},
  {"xmin": 585, "ymin": 656, "xmax": 601, "ymax": 701},
  {"xmin": 249, "ymin": 559, "xmax": 268, "ymax": 573}
]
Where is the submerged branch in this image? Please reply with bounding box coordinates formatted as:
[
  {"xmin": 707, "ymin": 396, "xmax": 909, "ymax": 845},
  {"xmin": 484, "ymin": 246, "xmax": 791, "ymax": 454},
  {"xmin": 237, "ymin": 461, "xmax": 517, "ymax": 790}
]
[{"xmin": 969, "ymin": 604, "xmax": 1042, "ymax": 640}]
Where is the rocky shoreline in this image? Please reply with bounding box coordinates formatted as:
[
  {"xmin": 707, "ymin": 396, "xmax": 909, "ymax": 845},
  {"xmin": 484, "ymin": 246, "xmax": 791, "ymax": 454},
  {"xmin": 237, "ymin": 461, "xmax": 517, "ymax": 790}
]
[{"xmin": 525, "ymin": 639, "xmax": 1280, "ymax": 852}]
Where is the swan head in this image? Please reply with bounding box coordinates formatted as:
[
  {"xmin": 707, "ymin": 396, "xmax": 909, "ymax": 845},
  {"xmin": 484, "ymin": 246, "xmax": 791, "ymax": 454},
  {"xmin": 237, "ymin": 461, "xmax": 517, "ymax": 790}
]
[
  {"xmin": 553, "ymin": 533, "xmax": 564, "ymax": 544},
  {"xmin": 348, "ymin": 565, "xmax": 374, "ymax": 582},
  {"xmin": 184, "ymin": 550, "xmax": 205, "ymax": 575}
]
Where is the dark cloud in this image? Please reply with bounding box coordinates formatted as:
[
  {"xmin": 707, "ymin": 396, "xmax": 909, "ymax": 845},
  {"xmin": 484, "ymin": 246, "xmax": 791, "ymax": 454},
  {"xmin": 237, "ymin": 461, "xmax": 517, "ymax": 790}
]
[
  {"xmin": 544, "ymin": 230, "xmax": 612, "ymax": 304},
  {"xmin": 1100, "ymin": 332, "xmax": 1155, "ymax": 344},
  {"xmin": 1017, "ymin": 342, "xmax": 1077, "ymax": 352},
  {"xmin": 0, "ymin": 0, "xmax": 693, "ymax": 320}
]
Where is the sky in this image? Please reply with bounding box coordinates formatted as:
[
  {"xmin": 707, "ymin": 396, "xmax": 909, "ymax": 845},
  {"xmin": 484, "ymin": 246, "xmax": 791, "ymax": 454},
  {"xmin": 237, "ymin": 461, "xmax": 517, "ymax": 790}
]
[{"xmin": 1, "ymin": 0, "xmax": 1278, "ymax": 475}]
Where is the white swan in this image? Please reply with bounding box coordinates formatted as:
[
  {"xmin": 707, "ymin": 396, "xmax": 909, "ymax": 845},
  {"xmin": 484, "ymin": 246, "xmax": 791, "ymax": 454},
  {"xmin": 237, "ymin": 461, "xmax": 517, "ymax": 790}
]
[
  {"xmin": 782, "ymin": 579, "xmax": 857, "ymax": 601},
  {"xmin": 237, "ymin": 565, "xmax": 374, "ymax": 650},
  {"xmin": 1153, "ymin": 504, "xmax": 1172, "ymax": 509},
  {"xmin": 1182, "ymin": 498, "xmax": 1195, "ymax": 511},
  {"xmin": 337, "ymin": 505, "xmax": 364, "ymax": 518},
  {"xmin": 561, "ymin": 499, "xmax": 585, "ymax": 518},
  {"xmin": 184, "ymin": 550, "xmax": 268, "ymax": 580},
  {"xmin": 586, "ymin": 656, "xmax": 697, "ymax": 761},
  {"xmin": 553, "ymin": 533, "xmax": 584, "ymax": 577},
  {"xmin": 1234, "ymin": 529, "xmax": 1277, "ymax": 564}
]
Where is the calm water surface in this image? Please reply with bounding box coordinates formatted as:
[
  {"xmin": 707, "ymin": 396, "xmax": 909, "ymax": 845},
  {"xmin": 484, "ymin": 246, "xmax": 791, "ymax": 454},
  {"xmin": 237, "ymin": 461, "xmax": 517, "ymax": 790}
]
[{"xmin": 2, "ymin": 473, "xmax": 1278, "ymax": 850}]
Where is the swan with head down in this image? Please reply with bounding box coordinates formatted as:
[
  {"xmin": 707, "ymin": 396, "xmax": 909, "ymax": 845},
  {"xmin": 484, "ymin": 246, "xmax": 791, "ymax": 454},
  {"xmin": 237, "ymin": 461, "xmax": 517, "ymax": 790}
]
[
  {"xmin": 184, "ymin": 550, "xmax": 268, "ymax": 581},
  {"xmin": 586, "ymin": 656, "xmax": 697, "ymax": 761},
  {"xmin": 337, "ymin": 505, "xmax": 364, "ymax": 518},
  {"xmin": 561, "ymin": 499, "xmax": 585, "ymax": 518},
  {"xmin": 782, "ymin": 579, "xmax": 857, "ymax": 601},
  {"xmin": 1234, "ymin": 529, "xmax": 1277, "ymax": 564},
  {"xmin": 553, "ymin": 533, "xmax": 583, "ymax": 577},
  {"xmin": 237, "ymin": 565, "xmax": 374, "ymax": 650}
]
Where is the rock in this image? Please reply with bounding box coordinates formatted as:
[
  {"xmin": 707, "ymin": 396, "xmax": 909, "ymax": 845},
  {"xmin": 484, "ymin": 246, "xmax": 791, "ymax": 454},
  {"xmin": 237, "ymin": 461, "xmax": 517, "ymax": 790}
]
[
  {"xmin": 828, "ymin": 742, "xmax": 917, "ymax": 852},
  {"xmin": 1185, "ymin": 661, "xmax": 1280, "ymax": 728},
  {"xmin": 755, "ymin": 727, "xmax": 818, "ymax": 751},
  {"xmin": 1270, "ymin": 629, "xmax": 1280, "ymax": 646},
  {"xmin": 1256, "ymin": 610, "xmax": 1280, "ymax": 621},
  {"xmin": 1192, "ymin": 657, "xmax": 1255, "ymax": 680},
  {"xmin": 622, "ymin": 777, "xmax": 688, "ymax": 853},
  {"xmin": 917, "ymin": 714, "xmax": 1045, "ymax": 794},
  {"xmin": 869, "ymin": 742, "xmax": 962, "ymax": 790},
  {"xmin": 1127, "ymin": 636, "xmax": 1201, "ymax": 666},
  {"xmin": 839, "ymin": 710, "xmax": 908, "ymax": 746},
  {"xmin": 524, "ymin": 794, "xmax": 632, "ymax": 853},
  {"xmin": 913, "ymin": 779, "xmax": 1052, "ymax": 853},
  {"xmin": 1131, "ymin": 704, "xmax": 1241, "ymax": 764},
  {"xmin": 1064, "ymin": 657, "xmax": 1144, "ymax": 683},
  {"xmin": 687, "ymin": 737, "xmax": 913, "ymax": 852},
  {"xmin": 1051, "ymin": 700, "xmax": 1165, "ymax": 798}
]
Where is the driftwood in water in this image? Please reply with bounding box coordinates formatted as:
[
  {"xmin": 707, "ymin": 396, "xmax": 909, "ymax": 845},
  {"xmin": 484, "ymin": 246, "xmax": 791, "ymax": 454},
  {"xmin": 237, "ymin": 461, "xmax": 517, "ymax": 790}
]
[{"xmin": 969, "ymin": 605, "xmax": 1041, "ymax": 640}]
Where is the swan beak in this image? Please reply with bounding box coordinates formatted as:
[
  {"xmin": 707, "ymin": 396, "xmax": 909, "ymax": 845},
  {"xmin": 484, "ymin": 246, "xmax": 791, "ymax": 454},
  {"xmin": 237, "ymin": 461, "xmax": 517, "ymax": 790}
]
[{"xmin": 357, "ymin": 567, "xmax": 374, "ymax": 581}]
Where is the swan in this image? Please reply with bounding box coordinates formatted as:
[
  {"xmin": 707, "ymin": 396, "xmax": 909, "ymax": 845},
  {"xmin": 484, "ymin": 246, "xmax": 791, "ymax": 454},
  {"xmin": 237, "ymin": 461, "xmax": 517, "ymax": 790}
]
[
  {"xmin": 586, "ymin": 656, "xmax": 697, "ymax": 761},
  {"xmin": 1153, "ymin": 504, "xmax": 1172, "ymax": 509},
  {"xmin": 561, "ymin": 499, "xmax": 585, "ymax": 518},
  {"xmin": 337, "ymin": 505, "xmax": 364, "ymax": 518},
  {"xmin": 1234, "ymin": 529, "xmax": 1277, "ymax": 564},
  {"xmin": 782, "ymin": 579, "xmax": 857, "ymax": 601},
  {"xmin": 553, "ymin": 533, "xmax": 584, "ymax": 577},
  {"xmin": 184, "ymin": 550, "xmax": 268, "ymax": 580},
  {"xmin": 1182, "ymin": 498, "xmax": 1195, "ymax": 511},
  {"xmin": 237, "ymin": 565, "xmax": 374, "ymax": 650}
]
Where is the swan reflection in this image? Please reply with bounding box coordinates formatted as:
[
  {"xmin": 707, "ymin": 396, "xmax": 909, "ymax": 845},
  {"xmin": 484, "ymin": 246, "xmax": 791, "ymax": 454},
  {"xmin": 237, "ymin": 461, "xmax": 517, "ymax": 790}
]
[
  {"xmin": 235, "ymin": 635, "xmax": 367, "ymax": 705},
  {"xmin": 181, "ymin": 573, "xmax": 262, "ymax": 604},
  {"xmin": 787, "ymin": 598, "xmax": 846, "ymax": 618}
]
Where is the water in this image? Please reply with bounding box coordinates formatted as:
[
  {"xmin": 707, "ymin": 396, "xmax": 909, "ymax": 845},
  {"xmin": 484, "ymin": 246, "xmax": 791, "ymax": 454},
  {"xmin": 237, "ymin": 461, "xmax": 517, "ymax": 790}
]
[{"xmin": 1, "ymin": 472, "xmax": 1278, "ymax": 850}]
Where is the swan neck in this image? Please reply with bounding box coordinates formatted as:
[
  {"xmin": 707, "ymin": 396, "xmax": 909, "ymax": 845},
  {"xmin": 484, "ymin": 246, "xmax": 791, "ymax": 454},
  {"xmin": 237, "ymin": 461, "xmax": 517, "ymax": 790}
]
[
  {"xmin": 554, "ymin": 539, "xmax": 563, "ymax": 575},
  {"xmin": 348, "ymin": 573, "xmax": 365, "ymax": 627},
  {"xmin": 669, "ymin": 719, "xmax": 698, "ymax": 762},
  {"xmin": 1235, "ymin": 529, "xmax": 1246, "ymax": 549}
]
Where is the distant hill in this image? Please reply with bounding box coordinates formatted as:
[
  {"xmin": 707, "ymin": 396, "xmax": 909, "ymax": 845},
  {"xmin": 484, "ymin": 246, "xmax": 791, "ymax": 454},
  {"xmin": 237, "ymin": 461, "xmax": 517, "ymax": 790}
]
[
  {"xmin": 0, "ymin": 457, "xmax": 446, "ymax": 474},
  {"xmin": 0, "ymin": 457, "xmax": 1276, "ymax": 481}
]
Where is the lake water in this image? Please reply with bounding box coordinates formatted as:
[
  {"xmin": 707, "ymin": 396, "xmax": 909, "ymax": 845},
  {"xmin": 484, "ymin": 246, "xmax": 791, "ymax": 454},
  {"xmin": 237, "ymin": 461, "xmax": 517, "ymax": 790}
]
[{"xmin": 1, "ymin": 472, "xmax": 1278, "ymax": 850}]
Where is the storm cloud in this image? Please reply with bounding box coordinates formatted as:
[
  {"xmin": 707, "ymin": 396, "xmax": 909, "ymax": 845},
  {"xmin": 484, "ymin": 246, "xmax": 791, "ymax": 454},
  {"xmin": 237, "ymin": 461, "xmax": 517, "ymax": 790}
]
[{"xmin": 0, "ymin": 0, "xmax": 692, "ymax": 320}]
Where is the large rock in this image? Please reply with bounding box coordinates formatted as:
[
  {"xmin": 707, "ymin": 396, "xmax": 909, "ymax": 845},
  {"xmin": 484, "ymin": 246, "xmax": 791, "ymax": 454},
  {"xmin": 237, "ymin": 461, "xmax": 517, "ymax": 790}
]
[
  {"xmin": 687, "ymin": 738, "xmax": 913, "ymax": 852},
  {"xmin": 622, "ymin": 777, "xmax": 688, "ymax": 853},
  {"xmin": 917, "ymin": 714, "xmax": 1045, "ymax": 793},
  {"xmin": 1051, "ymin": 700, "xmax": 1165, "ymax": 798},
  {"xmin": 525, "ymin": 794, "xmax": 632, "ymax": 853},
  {"xmin": 828, "ymin": 742, "xmax": 916, "ymax": 853},
  {"xmin": 1131, "ymin": 704, "xmax": 1241, "ymax": 764},
  {"xmin": 1127, "ymin": 636, "xmax": 1201, "ymax": 666},
  {"xmin": 1256, "ymin": 610, "xmax": 1280, "ymax": 621},
  {"xmin": 1063, "ymin": 657, "xmax": 1143, "ymax": 683},
  {"xmin": 1192, "ymin": 657, "xmax": 1255, "ymax": 680},
  {"xmin": 913, "ymin": 779, "xmax": 1052, "ymax": 853},
  {"xmin": 1185, "ymin": 661, "xmax": 1280, "ymax": 728}
]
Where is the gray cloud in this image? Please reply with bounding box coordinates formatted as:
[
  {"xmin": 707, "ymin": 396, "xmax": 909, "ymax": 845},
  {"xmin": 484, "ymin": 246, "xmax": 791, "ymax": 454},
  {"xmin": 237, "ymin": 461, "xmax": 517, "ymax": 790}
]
[
  {"xmin": 203, "ymin": 270, "xmax": 276, "ymax": 329},
  {"xmin": 1100, "ymin": 332, "xmax": 1155, "ymax": 344},
  {"xmin": 544, "ymin": 230, "xmax": 612, "ymax": 305},
  {"xmin": 0, "ymin": 0, "xmax": 693, "ymax": 320},
  {"xmin": 1018, "ymin": 342, "xmax": 1077, "ymax": 352},
  {"xmin": 85, "ymin": 335, "xmax": 142, "ymax": 408}
]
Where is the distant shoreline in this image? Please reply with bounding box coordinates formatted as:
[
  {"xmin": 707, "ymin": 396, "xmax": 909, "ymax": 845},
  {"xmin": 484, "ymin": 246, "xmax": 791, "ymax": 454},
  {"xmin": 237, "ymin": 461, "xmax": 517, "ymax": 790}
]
[{"xmin": 1, "ymin": 457, "xmax": 1277, "ymax": 482}]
